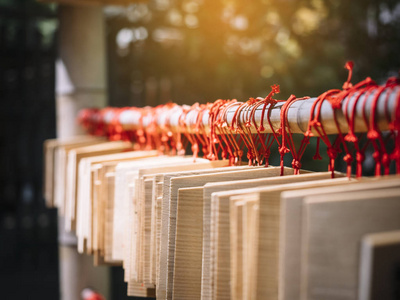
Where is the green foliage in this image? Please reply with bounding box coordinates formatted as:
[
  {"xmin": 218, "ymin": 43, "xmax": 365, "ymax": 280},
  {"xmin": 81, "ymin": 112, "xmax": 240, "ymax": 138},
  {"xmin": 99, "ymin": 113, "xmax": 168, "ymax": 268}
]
[{"xmin": 108, "ymin": 0, "xmax": 400, "ymax": 105}]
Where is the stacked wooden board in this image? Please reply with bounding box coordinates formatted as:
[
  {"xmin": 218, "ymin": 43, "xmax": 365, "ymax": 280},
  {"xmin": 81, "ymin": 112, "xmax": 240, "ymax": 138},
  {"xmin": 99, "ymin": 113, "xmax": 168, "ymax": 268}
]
[{"xmin": 45, "ymin": 135, "xmax": 400, "ymax": 299}]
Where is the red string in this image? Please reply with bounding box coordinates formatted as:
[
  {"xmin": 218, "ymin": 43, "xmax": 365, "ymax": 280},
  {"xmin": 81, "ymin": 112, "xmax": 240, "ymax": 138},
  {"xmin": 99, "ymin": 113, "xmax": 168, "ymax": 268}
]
[
  {"xmin": 280, "ymin": 95, "xmax": 311, "ymax": 175},
  {"xmin": 250, "ymin": 85, "xmax": 283, "ymax": 167}
]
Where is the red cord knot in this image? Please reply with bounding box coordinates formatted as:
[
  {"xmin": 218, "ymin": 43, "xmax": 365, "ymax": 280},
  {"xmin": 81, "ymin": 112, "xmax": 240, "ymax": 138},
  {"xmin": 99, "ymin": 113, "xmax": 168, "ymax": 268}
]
[
  {"xmin": 372, "ymin": 151, "xmax": 380, "ymax": 160},
  {"xmin": 161, "ymin": 134, "xmax": 169, "ymax": 142},
  {"xmin": 382, "ymin": 153, "xmax": 390, "ymax": 166},
  {"xmin": 391, "ymin": 149, "xmax": 400, "ymax": 160},
  {"xmin": 247, "ymin": 151, "xmax": 253, "ymax": 161},
  {"xmin": 279, "ymin": 145, "xmax": 290, "ymax": 155},
  {"xmin": 386, "ymin": 76, "xmax": 400, "ymax": 86},
  {"xmin": 271, "ymin": 84, "xmax": 280, "ymax": 94},
  {"xmin": 345, "ymin": 60, "xmax": 354, "ymax": 70},
  {"xmin": 327, "ymin": 148, "xmax": 338, "ymax": 160},
  {"xmin": 342, "ymin": 61, "xmax": 354, "ymax": 90},
  {"xmin": 364, "ymin": 77, "xmax": 373, "ymax": 84},
  {"xmin": 138, "ymin": 136, "xmax": 146, "ymax": 144},
  {"xmin": 237, "ymin": 150, "xmax": 244, "ymax": 158},
  {"xmin": 291, "ymin": 159, "xmax": 302, "ymax": 170},
  {"xmin": 367, "ymin": 130, "xmax": 379, "ymax": 140},
  {"xmin": 356, "ymin": 152, "xmax": 365, "ymax": 162},
  {"xmin": 207, "ymin": 153, "xmax": 216, "ymax": 161},
  {"xmin": 343, "ymin": 153, "xmax": 353, "ymax": 163},
  {"xmin": 202, "ymin": 146, "xmax": 209, "ymax": 155},
  {"xmin": 310, "ymin": 120, "xmax": 321, "ymax": 127},
  {"xmin": 342, "ymin": 82, "xmax": 353, "ymax": 90},
  {"xmin": 220, "ymin": 147, "xmax": 227, "ymax": 159},
  {"xmin": 344, "ymin": 132, "xmax": 358, "ymax": 143},
  {"xmin": 304, "ymin": 130, "xmax": 314, "ymax": 137}
]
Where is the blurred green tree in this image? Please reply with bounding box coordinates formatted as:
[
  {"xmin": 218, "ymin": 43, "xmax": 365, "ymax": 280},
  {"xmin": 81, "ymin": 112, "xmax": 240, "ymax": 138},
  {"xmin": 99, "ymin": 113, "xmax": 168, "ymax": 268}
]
[{"xmin": 106, "ymin": 0, "xmax": 400, "ymax": 105}]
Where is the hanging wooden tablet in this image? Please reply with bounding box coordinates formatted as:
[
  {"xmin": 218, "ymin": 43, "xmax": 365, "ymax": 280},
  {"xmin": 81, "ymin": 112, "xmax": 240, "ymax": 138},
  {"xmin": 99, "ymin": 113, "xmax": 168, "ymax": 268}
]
[
  {"xmin": 167, "ymin": 167, "xmax": 286, "ymax": 300},
  {"xmin": 358, "ymin": 230, "xmax": 400, "ymax": 300},
  {"xmin": 67, "ymin": 141, "xmax": 133, "ymax": 251},
  {"xmin": 52, "ymin": 137, "xmax": 105, "ymax": 214},
  {"xmin": 201, "ymin": 168, "xmax": 312, "ymax": 300},
  {"xmin": 132, "ymin": 158, "xmax": 214, "ymax": 285},
  {"xmin": 204, "ymin": 171, "xmax": 343, "ymax": 300},
  {"xmin": 171, "ymin": 166, "xmax": 296, "ymax": 300},
  {"xmin": 206, "ymin": 175, "xmax": 347, "ymax": 300},
  {"xmin": 230, "ymin": 196, "xmax": 245, "ymax": 300},
  {"xmin": 119, "ymin": 157, "xmax": 194, "ymax": 282},
  {"xmin": 126, "ymin": 160, "xmax": 231, "ymax": 294},
  {"xmin": 279, "ymin": 176, "xmax": 400, "ymax": 300},
  {"xmin": 149, "ymin": 160, "xmax": 229, "ymax": 287},
  {"xmin": 104, "ymin": 169, "xmax": 118, "ymax": 263},
  {"xmin": 172, "ymin": 186, "xmax": 204, "ymax": 300},
  {"xmin": 43, "ymin": 135, "xmax": 102, "ymax": 207},
  {"xmin": 112, "ymin": 156, "xmax": 193, "ymax": 261},
  {"xmin": 300, "ymin": 188, "xmax": 400, "ymax": 300},
  {"xmin": 242, "ymin": 194, "xmax": 259, "ymax": 300},
  {"xmin": 117, "ymin": 158, "xmax": 223, "ymax": 297},
  {"xmin": 157, "ymin": 164, "xmax": 249, "ymax": 300},
  {"xmin": 123, "ymin": 158, "xmax": 221, "ymax": 287},
  {"xmin": 68, "ymin": 149, "xmax": 157, "ymax": 232}
]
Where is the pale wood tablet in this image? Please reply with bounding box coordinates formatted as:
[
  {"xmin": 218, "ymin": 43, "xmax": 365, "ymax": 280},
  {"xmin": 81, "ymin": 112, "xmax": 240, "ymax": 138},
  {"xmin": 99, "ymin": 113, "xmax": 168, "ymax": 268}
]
[
  {"xmin": 171, "ymin": 166, "xmax": 303, "ymax": 300},
  {"xmin": 70, "ymin": 142, "xmax": 134, "ymax": 251},
  {"xmin": 52, "ymin": 137, "xmax": 106, "ymax": 213},
  {"xmin": 111, "ymin": 157, "xmax": 220, "ymax": 296},
  {"xmin": 242, "ymin": 194, "xmax": 259, "ymax": 300},
  {"xmin": 149, "ymin": 160, "xmax": 229, "ymax": 285},
  {"xmin": 44, "ymin": 135, "xmax": 104, "ymax": 207},
  {"xmin": 68, "ymin": 141, "xmax": 133, "ymax": 251},
  {"xmin": 142, "ymin": 178, "xmax": 154, "ymax": 284},
  {"xmin": 279, "ymin": 176, "xmax": 400, "ymax": 300},
  {"xmin": 358, "ymin": 230, "xmax": 400, "ymax": 300},
  {"xmin": 44, "ymin": 139, "xmax": 60, "ymax": 208},
  {"xmin": 68, "ymin": 141, "xmax": 132, "ymax": 214},
  {"xmin": 124, "ymin": 160, "xmax": 224, "ymax": 298},
  {"xmin": 157, "ymin": 164, "xmax": 251, "ymax": 299},
  {"xmin": 205, "ymin": 171, "xmax": 345, "ymax": 300},
  {"xmin": 132, "ymin": 158, "xmax": 218, "ymax": 285},
  {"xmin": 91, "ymin": 164, "xmax": 103, "ymax": 253},
  {"xmin": 124, "ymin": 159, "xmax": 226, "ymax": 288},
  {"xmin": 301, "ymin": 188, "xmax": 400, "ymax": 300},
  {"xmin": 68, "ymin": 150, "xmax": 157, "ymax": 232},
  {"xmin": 201, "ymin": 168, "xmax": 313, "ymax": 300},
  {"xmin": 204, "ymin": 175, "xmax": 347, "ymax": 300},
  {"xmin": 151, "ymin": 179, "xmax": 163, "ymax": 284},
  {"xmin": 230, "ymin": 196, "xmax": 245, "ymax": 300},
  {"xmin": 172, "ymin": 187, "xmax": 204, "ymax": 300},
  {"xmin": 168, "ymin": 167, "xmax": 291, "ymax": 300},
  {"xmin": 103, "ymin": 170, "xmax": 117, "ymax": 262},
  {"xmin": 72, "ymin": 151, "xmax": 156, "ymax": 253},
  {"xmin": 100, "ymin": 168, "xmax": 120, "ymax": 263},
  {"xmin": 112, "ymin": 156, "xmax": 195, "ymax": 261}
]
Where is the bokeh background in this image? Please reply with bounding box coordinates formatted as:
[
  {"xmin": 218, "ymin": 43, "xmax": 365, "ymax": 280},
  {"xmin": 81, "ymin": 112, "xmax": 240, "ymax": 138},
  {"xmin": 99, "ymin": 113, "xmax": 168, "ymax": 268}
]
[{"xmin": 0, "ymin": 0, "xmax": 400, "ymax": 299}]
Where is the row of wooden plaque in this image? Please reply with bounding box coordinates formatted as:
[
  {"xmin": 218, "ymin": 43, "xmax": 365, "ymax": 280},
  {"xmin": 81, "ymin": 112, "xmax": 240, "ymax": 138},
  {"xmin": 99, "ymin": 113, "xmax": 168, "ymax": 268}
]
[{"xmin": 44, "ymin": 135, "xmax": 400, "ymax": 300}]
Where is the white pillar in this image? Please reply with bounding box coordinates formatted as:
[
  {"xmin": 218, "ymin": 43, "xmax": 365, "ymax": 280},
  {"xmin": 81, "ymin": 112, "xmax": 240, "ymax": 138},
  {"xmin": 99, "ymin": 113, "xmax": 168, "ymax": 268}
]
[{"xmin": 56, "ymin": 5, "xmax": 109, "ymax": 300}]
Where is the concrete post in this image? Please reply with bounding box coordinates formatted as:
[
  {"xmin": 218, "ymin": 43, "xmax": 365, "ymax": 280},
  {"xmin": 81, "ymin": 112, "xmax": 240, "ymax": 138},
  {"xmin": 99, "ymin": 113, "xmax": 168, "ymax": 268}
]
[{"xmin": 56, "ymin": 5, "xmax": 110, "ymax": 300}]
